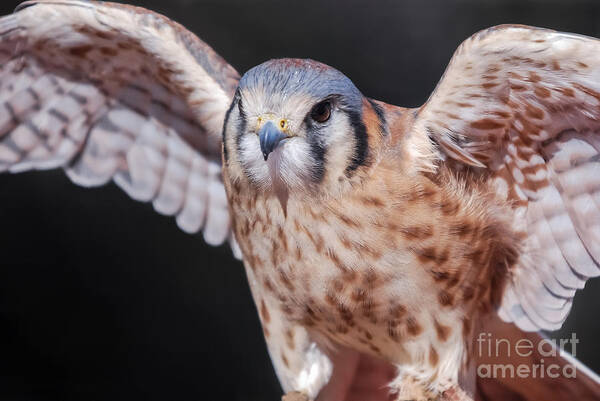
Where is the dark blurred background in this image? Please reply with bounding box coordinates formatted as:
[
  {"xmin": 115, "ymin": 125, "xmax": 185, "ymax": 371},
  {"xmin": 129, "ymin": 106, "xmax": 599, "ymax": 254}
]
[{"xmin": 0, "ymin": 0, "xmax": 599, "ymax": 400}]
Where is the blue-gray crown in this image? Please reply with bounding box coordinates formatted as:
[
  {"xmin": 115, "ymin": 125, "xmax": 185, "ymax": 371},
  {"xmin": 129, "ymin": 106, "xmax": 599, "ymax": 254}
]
[{"xmin": 239, "ymin": 59, "xmax": 363, "ymax": 111}]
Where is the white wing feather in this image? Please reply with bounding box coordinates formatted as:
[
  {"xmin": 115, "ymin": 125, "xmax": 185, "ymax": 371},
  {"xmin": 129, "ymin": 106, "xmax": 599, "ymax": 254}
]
[
  {"xmin": 0, "ymin": 1, "xmax": 241, "ymax": 255},
  {"xmin": 414, "ymin": 25, "xmax": 600, "ymax": 331}
]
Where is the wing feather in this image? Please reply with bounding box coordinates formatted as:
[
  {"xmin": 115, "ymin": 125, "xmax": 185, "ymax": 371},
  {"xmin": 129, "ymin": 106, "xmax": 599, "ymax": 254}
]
[
  {"xmin": 413, "ymin": 25, "xmax": 600, "ymax": 331},
  {"xmin": 0, "ymin": 1, "xmax": 241, "ymax": 257}
]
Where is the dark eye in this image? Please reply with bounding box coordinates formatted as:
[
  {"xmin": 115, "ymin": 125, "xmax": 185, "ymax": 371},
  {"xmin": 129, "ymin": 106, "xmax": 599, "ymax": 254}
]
[{"xmin": 310, "ymin": 100, "xmax": 332, "ymax": 123}]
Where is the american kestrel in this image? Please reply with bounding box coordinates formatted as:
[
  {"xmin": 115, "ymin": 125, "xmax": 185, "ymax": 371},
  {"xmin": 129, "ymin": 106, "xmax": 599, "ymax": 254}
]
[{"xmin": 1, "ymin": 1, "xmax": 599, "ymax": 401}]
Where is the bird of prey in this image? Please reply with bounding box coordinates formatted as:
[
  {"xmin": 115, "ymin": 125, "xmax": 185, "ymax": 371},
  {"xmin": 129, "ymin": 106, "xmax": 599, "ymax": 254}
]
[{"xmin": 1, "ymin": 1, "xmax": 599, "ymax": 400}]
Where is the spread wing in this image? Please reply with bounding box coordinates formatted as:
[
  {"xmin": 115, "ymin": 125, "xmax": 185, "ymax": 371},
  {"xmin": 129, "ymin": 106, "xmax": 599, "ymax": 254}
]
[
  {"xmin": 413, "ymin": 25, "xmax": 600, "ymax": 331},
  {"xmin": 0, "ymin": 1, "xmax": 242, "ymax": 257}
]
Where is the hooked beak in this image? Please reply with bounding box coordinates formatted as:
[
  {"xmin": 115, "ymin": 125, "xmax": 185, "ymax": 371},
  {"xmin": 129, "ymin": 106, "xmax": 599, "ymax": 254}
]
[{"xmin": 259, "ymin": 121, "xmax": 287, "ymax": 161}]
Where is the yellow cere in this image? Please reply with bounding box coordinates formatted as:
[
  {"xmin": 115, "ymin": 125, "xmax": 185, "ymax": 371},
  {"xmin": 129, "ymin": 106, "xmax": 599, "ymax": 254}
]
[{"xmin": 256, "ymin": 114, "xmax": 291, "ymax": 135}]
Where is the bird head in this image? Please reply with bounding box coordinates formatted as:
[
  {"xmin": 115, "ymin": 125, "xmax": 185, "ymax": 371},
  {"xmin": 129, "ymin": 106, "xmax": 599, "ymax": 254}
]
[{"xmin": 223, "ymin": 59, "xmax": 372, "ymax": 197}]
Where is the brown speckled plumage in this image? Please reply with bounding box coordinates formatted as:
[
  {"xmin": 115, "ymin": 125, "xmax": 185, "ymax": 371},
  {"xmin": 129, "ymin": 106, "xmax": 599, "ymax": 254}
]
[
  {"xmin": 1, "ymin": 2, "xmax": 599, "ymax": 400},
  {"xmin": 224, "ymin": 104, "xmax": 522, "ymax": 398}
]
